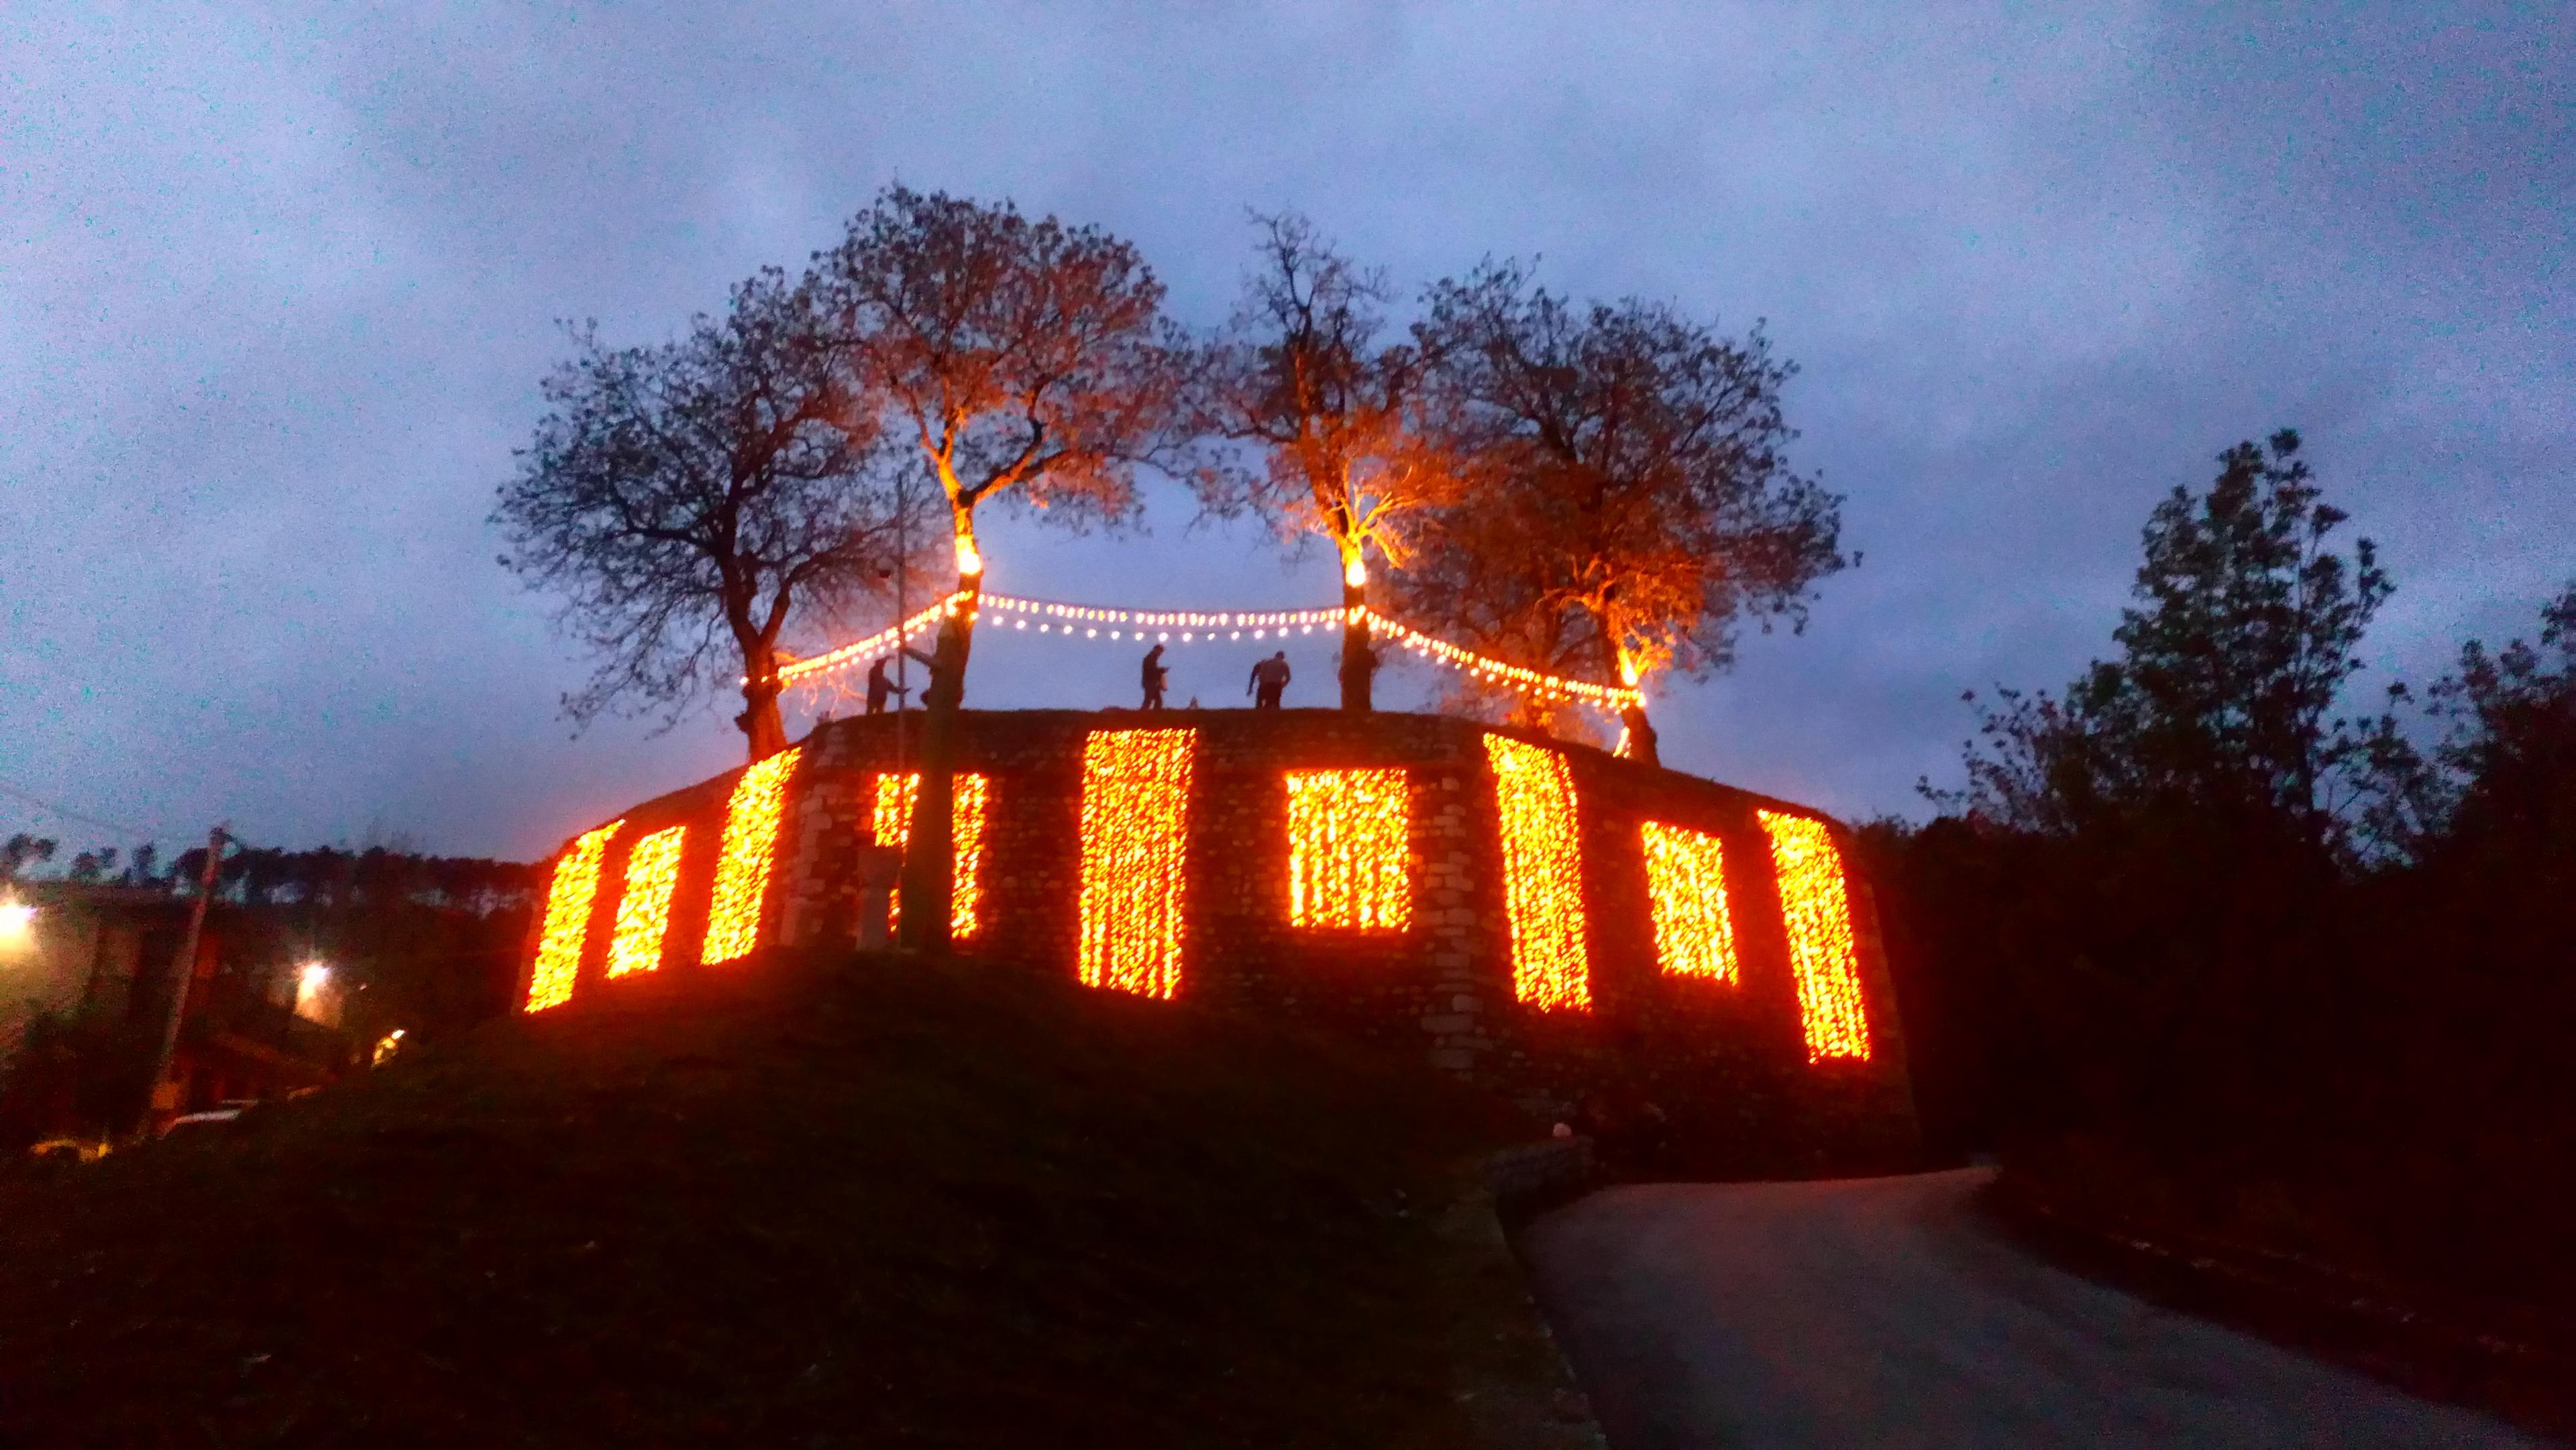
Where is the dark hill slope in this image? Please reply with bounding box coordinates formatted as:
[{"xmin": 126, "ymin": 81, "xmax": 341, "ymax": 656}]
[{"xmin": 0, "ymin": 952, "xmax": 1562, "ymax": 1447}]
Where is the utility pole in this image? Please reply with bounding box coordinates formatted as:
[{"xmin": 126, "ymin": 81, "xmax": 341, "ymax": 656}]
[{"xmin": 138, "ymin": 824, "xmax": 225, "ymax": 1136}]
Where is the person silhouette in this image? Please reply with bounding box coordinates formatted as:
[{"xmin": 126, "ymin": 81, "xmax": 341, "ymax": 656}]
[
  {"xmin": 1248, "ymin": 651, "xmax": 1291, "ymax": 710},
  {"xmin": 865, "ymin": 656, "xmax": 911, "ymax": 715},
  {"xmin": 1140, "ymin": 643, "xmax": 1169, "ymax": 710}
]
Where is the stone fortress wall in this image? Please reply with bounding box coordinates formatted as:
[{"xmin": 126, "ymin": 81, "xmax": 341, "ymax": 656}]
[{"xmin": 517, "ymin": 709, "xmax": 1919, "ymax": 1175}]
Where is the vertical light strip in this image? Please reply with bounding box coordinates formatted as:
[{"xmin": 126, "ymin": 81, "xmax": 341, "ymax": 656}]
[
  {"xmin": 1285, "ymin": 768, "xmax": 1411, "ymax": 929},
  {"xmin": 701, "ymin": 747, "xmax": 802, "ymax": 965},
  {"xmin": 869, "ymin": 772, "xmax": 992, "ymax": 939},
  {"xmin": 1483, "ymin": 735, "xmax": 1590, "ymax": 1011},
  {"xmin": 1641, "ymin": 821, "xmax": 1739, "ymax": 984},
  {"xmin": 1757, "ymin": 810, "xmax": 1872, "ymax": 1061},
  {"xmin": 1077, "ymin": 729, "xmax": 1196, "ymax": 998},
  {"xmin": 604, "ymin": 825, "xmax": 687, "ymax": 979},
  {"xmin": 524, "ymin": 820, "xmax": 623, "ymax": 1012}
]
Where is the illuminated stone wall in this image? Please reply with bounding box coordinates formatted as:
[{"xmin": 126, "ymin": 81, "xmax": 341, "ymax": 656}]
[{"xmin": 515, "ymin": 709, "xmax": 1918, "ymax": 1174}]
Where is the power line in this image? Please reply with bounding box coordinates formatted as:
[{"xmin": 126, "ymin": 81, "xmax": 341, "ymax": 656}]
[{"xmin": 0, "ymin": 780, "xmax": 168, "ymax": 842}]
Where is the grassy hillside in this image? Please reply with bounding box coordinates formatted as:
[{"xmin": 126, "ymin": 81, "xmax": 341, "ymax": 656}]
[{"xmin": 0, "ymin": 951, "xmax": 1571, "ymax": 1447}]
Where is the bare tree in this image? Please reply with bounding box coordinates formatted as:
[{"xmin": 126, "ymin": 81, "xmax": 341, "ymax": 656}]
[
  {"xmin": 495, "ymin": 268, "xmax": 924, "ymax": 761},
  {"xmin": 1187, "ymin": 212, "xmax": 1456, "ymax": 711},
  {"xmin": 1400, "ymin": 263, "xmax": 1845, "ymax": 764},
  {"xmin": 812, "ymin": 187, "xmax": 1183, "ymax": 947}
]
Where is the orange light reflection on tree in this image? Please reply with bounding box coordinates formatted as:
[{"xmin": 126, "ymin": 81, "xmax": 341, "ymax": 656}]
[
  {"xmin": 605, "ymin": 825, "xmax": 686, "ymax": 979},
  {"xmin": 1286, "ymin": 768, "xmax": 1411, "ymax": 930},
  {"xmin": 1483, "ymin": 735, "xmax": 1590, "ymax": 1011},
  {"xmin": 702, "ymin": 747, "xmax": 801, "ymax": 965},
  {"xmin": 1641, "ymin": 821, "xmax": 1739, "ymax": 984},
  {"xmin": 871, "ymin": 772, "xmax": 991, "ymax": 939},
  {"xmin": 524, "ymin": 819, "xmax": 623, "ymax": 1012},
  {"xmin": 1077, "ymin": 729, "xmax": 1195, "ymax": 999},
  {"xmin": 1756, "ymin": 809, "xmax": 1872, "ymax": 1061}
]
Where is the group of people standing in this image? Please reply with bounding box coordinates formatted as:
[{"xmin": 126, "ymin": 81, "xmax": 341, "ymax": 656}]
[
  {"xmin": 862, "ymin": 642, "xmax": 1298, "ymax": 715},
  {"xmin": 1144, "ymin": 643, "xmax": 1291, "ymax": 710}
]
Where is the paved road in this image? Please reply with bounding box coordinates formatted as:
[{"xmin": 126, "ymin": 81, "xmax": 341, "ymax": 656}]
[{"xmin": 1518, "ymin": 1169, "xmax": 2540, "ymax": 1449}]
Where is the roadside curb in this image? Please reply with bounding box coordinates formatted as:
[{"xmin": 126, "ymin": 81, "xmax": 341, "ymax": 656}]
[
  {"xmin": 1446, "ymin": 1139, "xmax": 1607, "ymax": 1450},
  {"xmin": 1984, "ymin": 1170, "xmax": 2575, "ymax": 1443}
]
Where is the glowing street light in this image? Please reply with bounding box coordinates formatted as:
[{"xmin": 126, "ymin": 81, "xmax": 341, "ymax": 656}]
[{"xmin": 0, "ymin": 900, "xmax": 34, "ymax": 942}]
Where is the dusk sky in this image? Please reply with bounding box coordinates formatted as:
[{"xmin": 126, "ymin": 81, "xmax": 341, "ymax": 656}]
[{"xmin": 5, "ymin": 4, "xmax": 2568, "ymax": 862}]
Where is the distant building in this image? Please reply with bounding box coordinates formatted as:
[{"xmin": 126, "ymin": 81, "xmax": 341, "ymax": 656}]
[{"xmin": 0, "ymin": 882, "xmax": 347, "ymax": 1141}]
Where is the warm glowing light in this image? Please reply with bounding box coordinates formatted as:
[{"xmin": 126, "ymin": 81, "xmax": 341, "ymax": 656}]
[
  {"xmin": 606, "ymin": 825, "xmax": 686, "ymax": 978},
  {"xmin": 0, "ymin": 901, "xmax": 36, "ymax": 941},
  {"xmin": 702, "ymin": 748, "xmax": 802, "ymax": 965},
  {"xmin": 525, "ymin": 820, "xmax": 624, "ymax": 1012},
  {"xmin": 870, "ymin": 772, "xmax": 992, "ymax": 939},
  {"xmin": 371, "ymin": 1029, "xmax": 406, "ymax": 1066},
  {"xmin": 1077, "ymin": 729, "xmax": 1195, "ymax": 999},
  {"xmin": 774, "ymin": 594, "xmax": 961, "ymax": 686},
  {"xmin": 1757, "ymin": 810, "xmax": 1872, "ymax": 1061},
  {"xmin": 1364, "ymin": 609, "xmax": 1643, "ymax": 712},
  {"xmin": 786, "ymin": 592, "xmax": 1644, "ymax": 714},
  {"xmin": 1285, "ymin": 769, "xmax": 1410, "ymax": 929},
  {"xmin": 1483, "ymin": 735, "xmax": 1590, "ymax": 1011},
  {"xmin": 1344, "ymin": 554, "xmax": 1368, "ymax": 588},
  {"xmin": 955, "ymin": 537, "xmax": 985, "ymax": 576},
  {"xmin": 1641, "ymin": 822, "xmax": 1738, "ymax": 984}
]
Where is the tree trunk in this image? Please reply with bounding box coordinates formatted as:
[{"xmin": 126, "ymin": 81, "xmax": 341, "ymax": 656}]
[
  {"xmin": 898, "ymin": 573, "xmax": 980, "ymax": 953},
  {"xmin": 737, "ymin": 676, "xmax": 788, "ymax": 762},
  {"xmin": 1339, "ymin": 573, "xmax": 1373, "ymax": 713}
]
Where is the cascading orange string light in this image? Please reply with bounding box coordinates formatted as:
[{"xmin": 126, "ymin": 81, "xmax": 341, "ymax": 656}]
[
  {"xmin": 1483, "ymin": 735, "xmax": 1591, "ymax": 1011},
  {"xmin": 1285, "ymin": 768, "xmax": 1411, "ymax": 930},
  {"xmin": 869, "ymin": 772, "xmax": 991, "ymax": 939},
  {"xmin": 604, "ymin": 825, "xmax": 686, "ymax": 979},
  {"xmin": 1756, "ymin": 809, "xmax": 1872, "ymax": 1061},
  {"xmin": 701, "ymin": 747, "xmax": 802, "ymax": 965},
  {"xmin": 524, "ymin": 819, "xmax": 623, "ymax": 1013},
  {"xmin": 1640, "ymin": 821, "xmax": 1739, "ymax": 984},
  {"xmin": 1076, "ymin": 728, "xmax": 1195, "ymax": 999},
  {"xmin": 774, "ymin": 597, "xmax": 961, "ymax": 686},
  {"xmin": 1360, "ymin": 609, "xmax": 1644, "ymax": 713}
]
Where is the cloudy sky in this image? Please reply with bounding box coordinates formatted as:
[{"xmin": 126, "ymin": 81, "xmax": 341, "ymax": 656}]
[{"xmin": 5, "ymin": 3, "xmax": 2568, "ymax": 861}]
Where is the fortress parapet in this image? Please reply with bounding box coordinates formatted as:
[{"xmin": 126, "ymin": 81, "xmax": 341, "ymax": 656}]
[{"xmin": 517, "ymin": 709, "xmax": 1918, "ymax": 1173}]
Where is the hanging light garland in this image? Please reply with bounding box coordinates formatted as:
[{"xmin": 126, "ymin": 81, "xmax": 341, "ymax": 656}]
[
  {"xmin": 605, "ymin": 825, "xmax": 687, "ymax": 979},
  {"xmin": 1285, "ymin": 768, "xmax": 1411, "ymax": 931},
  {"xmin": 524, "ymin": 819, "xmax": 623, "ymax": 1013},
  {"xmin": 777, "ymin": 589, "xmax": 1644, "ymax": 717},
  {"xmin": 702, "ymin": 747, "xmax": 802, "ymax": 965},
  {"xmin": 1483, "ymin": 735, "xmax": 1591, "ymax": 1011},
  {"xmin": 1640, "ymin": 821, "xmax": 1739, "ymax": 985},
  {"xmin": 1077, "ymin": 728, "xmax": 1196, "ymax": 999},
  {"xmin": 1756, "ymin": 810, "xmax": 1872, "ymax": 1062},
  {"xmin": 870, "ymin": 772, "xmax": 992, "ymax": 939}
]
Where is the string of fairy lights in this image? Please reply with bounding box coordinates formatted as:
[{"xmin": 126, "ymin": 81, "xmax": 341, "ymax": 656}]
[
  {"xmin": 525, "ymin": 819, "xmax": 621, "ymax": 1011},
  {"xmin": 774, "ymin": 590, "xmax": 1646, "ymax": 715},
  {"xmin": 1285, "ymin": 768, "xmax": 1412, "ymax": 931},
  {"xmin": 1756, "ymin": 809, "xmax": 1873, "ymax": 1062},
  {"xmin": 701, "ymin": 747, "xmax": 800, "ymax": 966},
  {"xmin": 515, "ymin": 725, "xmax": 1877, "ymax": 1072},
  {"xmin": 1482, "ymin": 735, "xmax": 1592, "ymax": 1012},
  {"xmin": 605, "ymin": 825, "xmax": 686, "ymax": 980},
  {"xmin": 1640, "ymin": 821, "xmax": 1740, "ymax": 986},
  {"xmin": 1075, "ymin": 728, "xmax": 1195, "ymax": 1000},
  {"xmin": 871, "ymin": 772, "xmax": 991, "ymax": 939}
]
